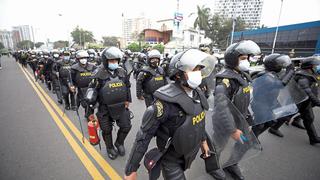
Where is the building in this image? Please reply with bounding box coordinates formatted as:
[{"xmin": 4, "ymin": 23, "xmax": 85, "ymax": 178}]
[
  {"xmin": 233, "ymin": 21, "xmax": 320, "ymax": 56},
  {"xmin": 182, "ymin": 28, "xmax": 211, "ymax": 48},
  {"xmin": 214, "ymin": 0, "xmax": 264, "ymax": 28},
  {"xmin": 12, "ymin": 25, "xmax": 34, "ymax": 42},
  {"xmin": 0, "ymin": 30, "xmax": 14, "ymax": 49},
  {"xmin": 142, "ymin": 29, "xmax": 172, "ymax": 45},
  {"xmin": 122, "ymin": 16, "xmax": 152, "ymax": 46}
]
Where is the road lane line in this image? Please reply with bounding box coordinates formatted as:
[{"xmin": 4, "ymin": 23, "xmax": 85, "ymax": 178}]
[
  {"xmin": 18, "ymin": 64, "xmax": 105, "ymax": 180},
  {"xmin": 22, "ymin": 65, "xmax": 122, "ymax": 180}
]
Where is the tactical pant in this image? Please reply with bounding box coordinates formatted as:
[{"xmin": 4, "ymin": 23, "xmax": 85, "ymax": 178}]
[
  {"xmin": 160, "ymin": 148, "xmax": 187, "ymax": 180},
  {"xmin": 270, "ymin": 116, "xmax": 290, "ymax": 131},
  {"xmin": 96, "ymin": 105, "xmax": 132, "ymax": 149},
  {"xmin": 53, "ymin": 77, "xmax": 62, "ymax": 102},
  {"xmin": 143, "ymin": 93, "xmax": 155, "ymax": 108},
  {"xmin": 300, "ymin": 105, "xmax": 318, "ymax": 142},
  {"xmin": 60, "ymin": 82, "xmax": 75, "ymax": 108}
]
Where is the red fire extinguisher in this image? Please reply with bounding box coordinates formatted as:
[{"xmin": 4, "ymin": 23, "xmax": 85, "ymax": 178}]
[{"xmin": 88, "ymin": 114, "xmax": 100, "ymax": 146}]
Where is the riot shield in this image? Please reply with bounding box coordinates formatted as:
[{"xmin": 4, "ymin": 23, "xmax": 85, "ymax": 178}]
[
  {"xmin": 250, "ymin": 73, "xmax": 298, "ymax": 125},
  {"xmin": 206, "ymin": 94, "xmax": 262, "ymax": 168},
  {"xmin": 123, "ymin": 59, "xmax": 133, "ymax": 75},
  {"xmin": 286, "ymin": 79, "xmax": 308, "ymax": 105}
]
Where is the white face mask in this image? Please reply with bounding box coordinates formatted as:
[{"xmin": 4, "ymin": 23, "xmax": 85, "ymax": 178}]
[
  {"xmin": 53, "ymin": 54, "xmax": 59, "ymax": 58},
  {"xmin": 79, "ymin": 59, "xmax": 87, "ymax": 64},
  {"xmin": 187, "ymin": 71, "xmax": 202, "ymax": 89},
  {"xmin": 238, "ymin": 60, "xmax": 250, "ymax": 71}
]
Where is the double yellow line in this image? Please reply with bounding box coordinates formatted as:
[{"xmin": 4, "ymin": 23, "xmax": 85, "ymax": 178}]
[{"xmin": 18, "ymin": 64, "xmax": 122, "ymax": 180}]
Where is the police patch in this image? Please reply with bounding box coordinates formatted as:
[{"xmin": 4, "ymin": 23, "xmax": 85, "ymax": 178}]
[
  {"xmin": 155, "ymin": 100, "xmax": 164, "ymax": 118},
  {"xmin": 243, "ymin": 86, "xmax": 252, "ymax": 93},
  {"xmin": 222, "ymin": 78, "xmax": 230, "ymax": 87}
]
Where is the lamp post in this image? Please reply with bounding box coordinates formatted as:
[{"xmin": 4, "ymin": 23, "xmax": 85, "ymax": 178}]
[
  {"xmin": 230, "ymin": 17, "xmax": 236, "ymax": 45},
  {"xmin": 271, "ymin": 0, "xmax": 284, "ymax": 54}
]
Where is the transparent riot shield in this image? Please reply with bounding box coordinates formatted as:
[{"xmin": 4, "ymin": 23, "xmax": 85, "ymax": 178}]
[
  {"xmin": 286, "ymin": 79, "xmax": 308, "ymax": 105},
  {"xmin": 250, "ymin": 73, "xmax": 298, "ymax": 125},
  {"xmin": 124, "ymin": 59, "xmax": 133, "ymax": 75},
  {"xmin": 206, "ymin": 94, "xmax": 262, "ymax": 168}
]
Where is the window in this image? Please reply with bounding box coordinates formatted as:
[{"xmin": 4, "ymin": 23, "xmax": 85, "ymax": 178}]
[{"xmin": 190, "ymin": 34, "xmax": 194, "ymax": 42}]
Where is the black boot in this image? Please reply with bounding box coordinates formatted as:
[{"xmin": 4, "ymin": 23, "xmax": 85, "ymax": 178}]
[
  {"xmin": 114, "ymin": 128, "xmax": 130, "ymax": 156},
  {"xmin": 209, "ymin": 169, "xmax": 226, "ymax": 180},
  {"xmin": 224, "ymin": 164, "xmax": 245, "ymax": 180},
  {"xmin": 103, "ymin": 133, "xmax": 118, "ymax": 160},
  {"xmin": 292, "ymin": 119, "xmax": 305, "ymax": 129},
  {"xmin": 268, "ymin": 128, "xmax": 284, "ymax": 137}
]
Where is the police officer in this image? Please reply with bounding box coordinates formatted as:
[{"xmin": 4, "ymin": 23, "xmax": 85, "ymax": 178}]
[
  {"xmin": 125, "ymin": 49, "xmax": 215, "ymax": 180},
  {"xmin": 209, "ymin": 40, "xmax": 261, "ymax": 180},
  {"xmin": 54, "ymin": 50, "xmax": 76, "ymax": 110},
  {"xmin": 251, "ymin": 54, "xmax": 296, "ymax": 138},
  {"xmin": 85, "ymin": 47, "xmax": 132, "ymax": 159},
  {"xmin": 70, "ymin": 50, "xmax": 96, "ymax": 120},
  {"xmin": 136, "ymin": 49, "xmax": 167, "ymax": 107},
  {"xmin": 27, "ymin": 50, "xmax": 38, "ymax": 79},
  {"xmin": 294, "ymin": 57, "xmax": 320, "ymax": 145},
  {"xmin": 133, "ymin": 53, "xmax": 147, "ymax": 79},
  {"xmin": 51, "ymin": 49, "xmax": 61, "ymax": 94},
  {"xmin": 160, "ymin": 53, "xmax": 173, "ymax": 78},
  {"xmin": 42, "ymin": 50, "xmax": 54, "ymax": 91},
  {"xmin": 87, "ymin": 49, "xmax": 97, "ymax": 64}
]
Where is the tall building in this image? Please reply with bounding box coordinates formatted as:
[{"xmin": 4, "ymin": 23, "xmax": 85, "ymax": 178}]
[
  {"xmin": 0, "ymin": 30, "xmax": 14, "ymax": 49},
  {"xmin": 12, "ymin": 25, "xmax": 34, "ymax": 42},
  {"xmin": 122, "ymin": 15, "xmax": 151, "ymax": 46},
  {"xmin": 214, "ymin": 0, "xmax": 264, "ymax": 28}
]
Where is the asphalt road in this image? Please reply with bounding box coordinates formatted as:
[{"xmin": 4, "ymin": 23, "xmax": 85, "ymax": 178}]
[{"xmin": 0, "ymin": 56, "xmax": 319, "ymax": 180}]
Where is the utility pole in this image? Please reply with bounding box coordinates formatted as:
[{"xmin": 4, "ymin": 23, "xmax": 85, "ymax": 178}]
[{"xmin": 272, "ymin": 0, "xmax": 284, "ymax": 54}]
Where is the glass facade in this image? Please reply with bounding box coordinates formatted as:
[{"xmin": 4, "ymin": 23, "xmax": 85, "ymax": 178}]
[{"xmin": 233, "ymin": 21, "xmax": 320, "ymax": 57}]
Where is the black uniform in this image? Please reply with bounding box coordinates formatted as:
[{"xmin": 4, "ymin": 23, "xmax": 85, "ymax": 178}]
[
  {"xmin": 295, "ymin": 69, "xmax": 320, "ymax": 144},
  {"xmin": 70, "ymin": 63, "xmax": 96, "ymax": 119},
  {"xmin": 43, "ymin": 57, "xmax": 54, "ymax": 90},
  {"xmin": 136, "ymin": 66, "xmax": 167, "ymax": 107},
  {"xmin": 125, "ymin": 83, "xmax": 208, "ymax": 179},
  {"xmin": 55, "ymin": 60, "xmax": 75, "ymax": 109},
  {"xmin": 88, "ymin": 66, "xmax": 132, "ymax": 154}
]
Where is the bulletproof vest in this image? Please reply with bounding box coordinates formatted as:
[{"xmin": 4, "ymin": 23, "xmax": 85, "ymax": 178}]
[
  {"xmin": 142, "ymin": 66, "xmax": 166, "ymax": 94},
  {"xmin": 58, "ymin": 61, "xmax": 72, "ymax": 79},
  {"xmin": 72, "ymin": 63, "xmax": 95, "ymax": 88},
  {"xmin": 296, "ymin": 70, "xmax": 319, "ymax": 98},
  {"xmin": 154, "ymin": 83, "xmax": 208, "ymax": 169},
  {"xmin": 97, "ymin": 68, "xmax": 128, "ymax": 105},
  {"xmin": 216, "ymin": 68, "xmax": 251, "ymax": 118}
]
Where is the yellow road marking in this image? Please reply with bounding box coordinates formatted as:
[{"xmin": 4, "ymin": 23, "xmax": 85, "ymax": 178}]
[
  {"xmin": 18, "ymin": 65, "xmax": 105, "ymax": 180},
  {"xmin": 22, "ymin": 65, "xmax": 122, "ymax": 180}
]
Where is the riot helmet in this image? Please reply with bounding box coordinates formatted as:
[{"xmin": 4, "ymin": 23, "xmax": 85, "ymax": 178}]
[
  {"xmin": 42, "ymin": 50, "xmax": 50, "ymax": 59},
  {"xmin": 76, "ymin": 50, "xmax": 89, "ymax": 65},
  {"xmin": 147, "ymin": 49, "xmax": 161, "ymax": 68},
  {"xmin": 62, "ymin": 50, "xmax": 71, "ymax": 62},
  {"xmin": 101, "ymin": 46, "xmax": 123, "ymax": 71},
  {"xmin": 169, "ymin": 48, "xmax": 216, "ymax": 89},
  {"xmin": 300, "ymin": 56, "xmax": 320, "ymax": 70},
  {"xmin": 51, "ymin": 49, "xmax": 60, "ymax": 59},
  {"xmin": 87, "ymin": 49, "xmax": 96, "ymax": 58},
  {"xmin": 224, "ymin": 40, "xmax": 260, "ymax": 70},
  {"xmin": 264, "ymin": 54, "xmax": 291, "ymax": 72}
]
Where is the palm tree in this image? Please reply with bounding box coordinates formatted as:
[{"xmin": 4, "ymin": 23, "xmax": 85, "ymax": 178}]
[{"xmin": 191, "ymin": 5, "xmax": 211, "ymax": 31}]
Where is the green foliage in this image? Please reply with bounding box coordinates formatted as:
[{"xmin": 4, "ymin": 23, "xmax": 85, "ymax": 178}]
[
  {"xmin": 102, "ymin": 36, "xmax": 119, "ymax": 47},
  {"xmin": 35, "ymin": 42, "xmax": 44, "ymax": 48},
  {"xmin": 16, "ymin": 40, "xmax": 34, "ymax": 50},
  {"xmin": 193, "ymin": 5, "xmax": 247, "ymax": 49},
  {"xmin": 53, "ymin": 40, "xmax": 69, "ymax": 49},
  {"xmin": 152, "ymin": 44, "xmax": 165, "ymax": 54},
  {"xmin": 87, "ymin": 43, "xmax": 104, "ymax": 49},
  {"xmin": 71, "ymin": 26, "xmax": 95, "ymax": 46},
  {"xmin": 127, "ymin": 42, "xmax": 140, "ymax": 52}
]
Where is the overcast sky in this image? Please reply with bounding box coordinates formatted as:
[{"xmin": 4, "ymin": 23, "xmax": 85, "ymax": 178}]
[{"xmin": 0, "ymin": 0, "xmax": 319, "ymax": 42}]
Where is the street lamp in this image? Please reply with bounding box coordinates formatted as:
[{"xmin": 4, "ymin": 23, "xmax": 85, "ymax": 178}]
[{"xmin": 271, "ymin": 0, "xmax": 284, "ymax": 54}]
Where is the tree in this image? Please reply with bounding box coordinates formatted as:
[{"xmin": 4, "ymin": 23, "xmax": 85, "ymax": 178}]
[
  {"xmin": 153, "ymin": 44, "xmax": 165, "ymax": 54},
  {"xmin": 71, "ymin": 26, "xmax": 95, "ymax": 46},
  {"xmin": 35, "ymin": 42, "xmax": 44, "ymax": 48},
  {"xmin": 53, "ymin": 40, "xmax": 69, "ymax": 49},
  {"xmin": 0, "ymin": 42, "xmax": 4, "ymax": 49},
  {"xmin": 16, "ymin": 40, "xmax": 34, "ymax": 50},
  {"xmin": 193, "ymin": 5, "xmax": 211, "ymax": 32},
  {"xmin": 102, "ymin": 36, "xmax": 119, "ymax": 47},
  {"xmin": 127, "ymin": 42, "xmax": 140, "ymax": 52},
  {"xmin": 87, "ymin": 43, "xmax": 104, "ymax": 49}
]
